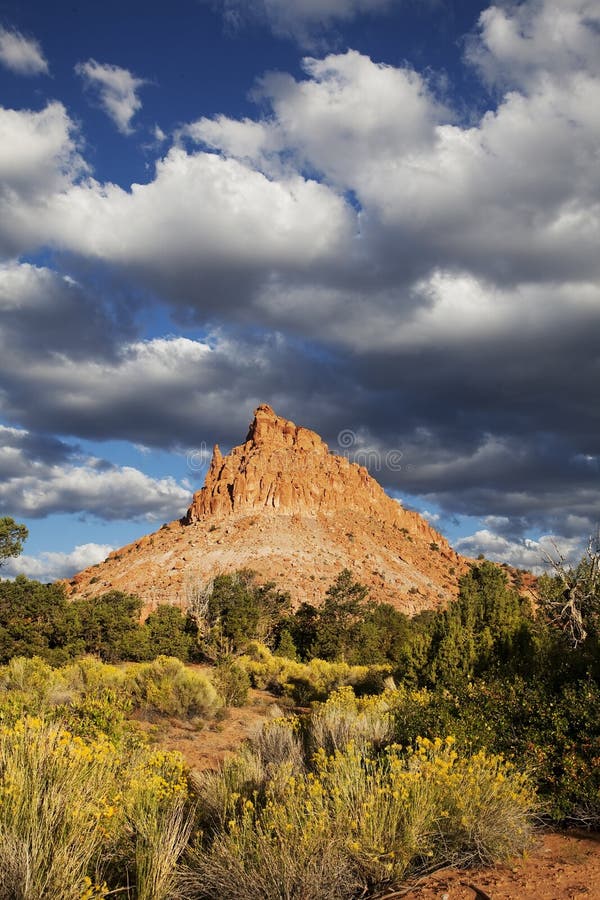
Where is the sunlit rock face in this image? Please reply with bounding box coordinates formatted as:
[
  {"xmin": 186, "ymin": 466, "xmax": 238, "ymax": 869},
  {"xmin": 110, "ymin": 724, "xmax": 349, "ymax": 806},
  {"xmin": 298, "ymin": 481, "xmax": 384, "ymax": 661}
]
[
  {"xmin": 66, "ymin": 405, "xmax": 466, "ymax": 615},
  {"xmin": 186, "ymin": 404, "xmax": 405, "ymax": 521}
]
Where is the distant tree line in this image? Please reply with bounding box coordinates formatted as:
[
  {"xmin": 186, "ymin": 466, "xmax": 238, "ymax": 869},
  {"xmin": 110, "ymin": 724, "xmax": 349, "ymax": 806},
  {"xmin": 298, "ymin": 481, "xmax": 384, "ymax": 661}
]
[
  {"xmin": 3, "ymin": 517, "xmax": 600, "ymax": 687},
  {"xmin": 0, "ymin": 578, "xmax": 195, "ymax": 665}
]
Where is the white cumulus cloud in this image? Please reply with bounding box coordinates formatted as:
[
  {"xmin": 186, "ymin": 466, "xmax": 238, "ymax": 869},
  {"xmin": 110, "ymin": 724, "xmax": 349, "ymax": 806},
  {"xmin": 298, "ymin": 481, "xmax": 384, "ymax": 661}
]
[
  {"xmin": 75, "ymin": 59, "xmax": 147, "ymax": 134},
  {"xmin": 456, "ymin": 529, "xmax": 585, "ymax": 573},
  {"xmin": 0, "ymin": 25, "xmax": 48, "ymax": 75},
  {"xmin": 466, "ymin": 0, "xmax": 600, "ymax": 89},
  {"xmin": 0, "ymin": 425, "xmax": 191, "ymax": 521},
  {"xmin": 0, "ymin": 102, "xmax": 86, "ymax": 258},
  {"xmin": 44, "ymin": 147, "xmax": 354, "ymax": 309},
  {"xmin": 3, "ymin": 543, "xmax": 113, "ymax": 582}
]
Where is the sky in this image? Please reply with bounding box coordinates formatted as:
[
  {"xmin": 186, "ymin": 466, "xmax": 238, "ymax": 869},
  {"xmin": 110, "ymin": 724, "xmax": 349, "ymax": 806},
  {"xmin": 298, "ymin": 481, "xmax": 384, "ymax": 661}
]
[{"xmin": 0, "ymin": 0, "xmax": 599, "ymax": 582}]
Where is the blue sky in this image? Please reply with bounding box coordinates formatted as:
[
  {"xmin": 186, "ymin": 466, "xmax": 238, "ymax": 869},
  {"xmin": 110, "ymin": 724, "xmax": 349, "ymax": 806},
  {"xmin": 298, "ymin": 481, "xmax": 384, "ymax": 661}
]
[{"xmin": 1, "ymin": 0, "xmax": 599, "ymax": 580}]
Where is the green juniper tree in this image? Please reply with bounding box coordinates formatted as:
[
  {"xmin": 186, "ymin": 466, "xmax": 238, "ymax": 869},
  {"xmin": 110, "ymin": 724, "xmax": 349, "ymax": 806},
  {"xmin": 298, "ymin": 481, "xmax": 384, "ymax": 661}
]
[{"xmin": 0, "ymin": 516, "xmax": 28, "ymax": 567}]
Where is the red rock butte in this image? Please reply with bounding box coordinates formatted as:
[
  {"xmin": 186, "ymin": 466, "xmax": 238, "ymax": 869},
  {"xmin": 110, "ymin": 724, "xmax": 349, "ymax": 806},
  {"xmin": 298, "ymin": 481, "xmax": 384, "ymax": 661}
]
[{"xmin": 66, "ymin": 404, "xmax": 468, "ymax": 614}]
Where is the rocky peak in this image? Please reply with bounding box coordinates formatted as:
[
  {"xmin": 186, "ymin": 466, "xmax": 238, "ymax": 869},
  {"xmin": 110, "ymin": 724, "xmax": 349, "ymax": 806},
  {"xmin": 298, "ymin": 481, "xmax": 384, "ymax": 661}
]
[
  {"xmin": 184, "ymin": 406, "xmax": 445, "ymax": 552},
  {"xmin": 245, "ymin": 404, "xmax": 326, "ymax": 451},
  {"xmin": 185, "ymin": 405, "xmax": 330, "ymax": 521},
  {"xmin": 67, "ymin": 404, "xmax": 464, "ymax": 614}
]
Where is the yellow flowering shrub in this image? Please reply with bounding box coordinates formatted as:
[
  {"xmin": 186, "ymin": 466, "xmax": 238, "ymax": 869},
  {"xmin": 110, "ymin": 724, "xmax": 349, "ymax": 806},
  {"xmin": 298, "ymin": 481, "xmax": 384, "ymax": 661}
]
[
  {"xmin": 185, "ymin": 731, "xmax": 535, "ymax": 899},
  {"xmin": 0, "ymin": 657, "xmax": 537, "ymax": 899},
  {"xmin": 309, "ymin": 685, "xmax": 397, "ymax": 754},
  {"xmin": 128, "ymin": 655, "xmax": 220, "ymax": 718},
  {"xmin": 0, "ymin": 716, "xmax": 123, "ymax": 899},
  {"xmin": 0, "ymin": 716, "xmax": 191, "ymax": 900},
  {"xmin": 238, "ymin": 643, "xmax": 390, "ymax": 702},
  {"xmin": 409, "ymin": 736, "xmax": 535, "ymax": 865},
  {"xmin": 185, "ymin": 764, "xmax": 356, "ymax": 900}
]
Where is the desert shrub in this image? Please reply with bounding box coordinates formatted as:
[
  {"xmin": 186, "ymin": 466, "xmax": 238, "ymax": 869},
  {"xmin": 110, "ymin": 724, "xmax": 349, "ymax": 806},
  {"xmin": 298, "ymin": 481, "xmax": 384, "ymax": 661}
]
[
  {"xmin": 56, "ymin": 655, "xmax": 127, "ymax": 697},
  {"xmin": 194, "ymin": 716, "xmax": 303, "ymax": 839},
  {"xmin": 183, "ymin": 737, "xmax": 534, "ymax": 899},
  {"xmin": 237, "ymin": 644, "xmax": 293, "ymax": 691},
  {"xmin": 124, "ymin": 750, "xmax": 193, "ymax": 900},
  {"xmin": 1, "ymin": 655, "xmax": 224, "ymax": 733},
  {"xmin": 212, "ymin": 657, "xmax": 251, "ymax": 707},
  {"xmin": 307, "ymin": 686, "xmax": 396, "ymax": 756},
  {"xmin": 0, "ymin": 693, "xmax": 29, "ymax": 726},
  {"xmin": 304, "ymin": 736, "xmax": 531, "ymax": 886},
  {"xmin": 0, "ymin": 716, "xmax": 193, "ymax": 900},
  {"xmin": 389, "ymin": 675, "xmax": 600, "ymax": 825},
  {"xmin": 0, "ymin": 657, "xmax": 61, "ymax": 724},
  {"xmin": 133, "ymin": 791, "xmax": 192, "ymax": 900},
  {"xmin": 238, "ymin": 644, "xmax": 390, "ymax": 704},
  {"xmin": 50, "ymin": 690, "xmax": 132, "ymax": 741},
  {"xmin": 408, "ymin": 737, "xmax": 534, "ymax": 867},
  {"xmin": 182, "ymin": 774, "xmax": 356, "ymax": 900},
  {"xmin": 129, "ymin": 656, "xmax": 221, "ymax": 719},
  {"xmin": 0, "ymin": 717, "xmax": 123, "ymax": 899},
  {"xmin": 284, "ymin": 657, "xmax": 391, "ymax": 704},
  {"xmin": 0, "ymin": 656, "xmax": 138, "ymax": 739},
  {"xmin": 250, "ymin": 715, "xmax": 304, "ymax": 771},
  {"xmin": 0, "ymin": 655, "xmax": 55, "ymax": 695},
  {"xmin": 193, "ymin": 747, "xmax": 267, "ymax": 836},
  {"xmin": 193, "ymin": 716, "xmax": 306, "ymax": 844}
]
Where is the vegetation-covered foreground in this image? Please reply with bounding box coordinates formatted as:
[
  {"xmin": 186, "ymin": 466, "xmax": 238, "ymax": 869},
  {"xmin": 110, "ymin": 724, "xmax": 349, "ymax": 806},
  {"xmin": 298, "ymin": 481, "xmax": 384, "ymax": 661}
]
[
  {"xmin": 0, "ymin": 667, "xmax": 535, "ymax": 899},
  {"xmin": 1, "ymin": 524, "xmax": 600, "ymax": 896}
]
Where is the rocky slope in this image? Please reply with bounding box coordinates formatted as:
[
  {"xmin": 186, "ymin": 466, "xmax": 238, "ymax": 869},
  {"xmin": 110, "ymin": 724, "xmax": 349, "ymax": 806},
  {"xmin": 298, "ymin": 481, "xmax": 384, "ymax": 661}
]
[{"xmin": 66, "ymin": 405, "xmax": 468, "ymax": 613}]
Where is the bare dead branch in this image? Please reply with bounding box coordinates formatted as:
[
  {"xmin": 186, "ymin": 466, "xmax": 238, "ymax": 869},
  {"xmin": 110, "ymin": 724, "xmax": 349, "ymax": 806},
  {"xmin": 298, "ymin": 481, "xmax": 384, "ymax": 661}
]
[{"xmin": 539, "ymin": 532, "xmax": 600, "ymax": 646}]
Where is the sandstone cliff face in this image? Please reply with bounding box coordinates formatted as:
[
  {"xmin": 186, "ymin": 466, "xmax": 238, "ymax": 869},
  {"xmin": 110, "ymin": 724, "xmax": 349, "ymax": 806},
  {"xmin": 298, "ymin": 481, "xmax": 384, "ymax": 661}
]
[
  {"xmin": 187, "ymin": 404, "xmax": 417, "ymax": 525},
  {"xmin": 66, "ymin": 405, "xmax": 467, "ymax": 614}
]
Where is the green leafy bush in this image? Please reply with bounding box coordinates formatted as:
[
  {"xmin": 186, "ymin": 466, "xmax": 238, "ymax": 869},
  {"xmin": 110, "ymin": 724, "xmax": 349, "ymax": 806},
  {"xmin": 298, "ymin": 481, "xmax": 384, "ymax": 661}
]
[
  {"xmin": 212, "ymin": 657, "xmax": 251, "ymax": 707},
  {"xmin": 193, "ymin": 570, "xmax": 291, "ymax": 659},
  {"xmin": 388, "ymin": 676, "xmax": 600, "ymax": 824},
  {"xmin": 0, "ymin": 576, "xmax": 78, "ymax": 664},
  {"xmin": 141, "ymin": 605, "xmax": 194, "ymax": 661}
]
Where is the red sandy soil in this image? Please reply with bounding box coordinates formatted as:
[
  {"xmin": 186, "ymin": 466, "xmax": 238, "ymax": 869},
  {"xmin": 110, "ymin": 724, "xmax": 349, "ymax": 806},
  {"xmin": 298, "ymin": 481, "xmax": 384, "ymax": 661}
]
[
  {"xmin": 404, "ymin": 830, "xmax": 600, "ymax": 899},
  {"xmin": 139, "ymin": 687, "xmax": 284, "ymax": 771}
]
